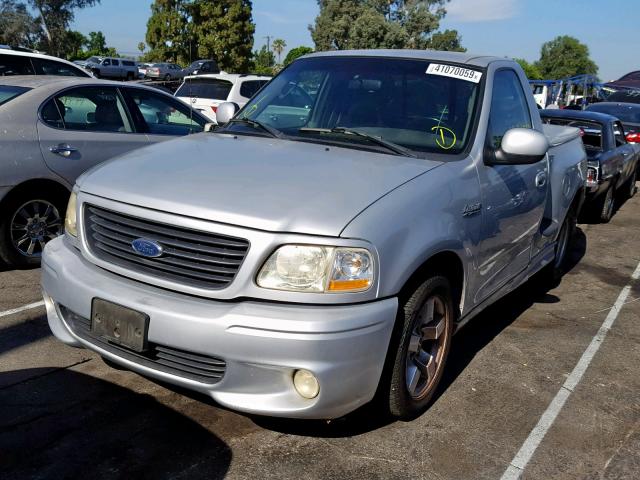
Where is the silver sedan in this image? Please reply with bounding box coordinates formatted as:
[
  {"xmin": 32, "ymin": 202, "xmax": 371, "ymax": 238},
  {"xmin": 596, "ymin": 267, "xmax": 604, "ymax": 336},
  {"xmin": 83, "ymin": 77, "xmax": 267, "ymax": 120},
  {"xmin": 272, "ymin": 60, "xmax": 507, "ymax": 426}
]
[
  {"xmin": 0, "ymin": 75, "xmax": 209, "ymax": 268},
  {"xmin": 145, "ymin": 63, "xmax": 185, "ymax": 81}
]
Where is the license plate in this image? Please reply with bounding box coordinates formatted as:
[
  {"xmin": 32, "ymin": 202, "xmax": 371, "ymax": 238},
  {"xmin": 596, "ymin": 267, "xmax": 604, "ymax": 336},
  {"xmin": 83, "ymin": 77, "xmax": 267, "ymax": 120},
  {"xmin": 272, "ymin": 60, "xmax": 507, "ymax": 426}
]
[{"xmin": 91, "ymin": 298, "xmax": 149, "ymax": 352}]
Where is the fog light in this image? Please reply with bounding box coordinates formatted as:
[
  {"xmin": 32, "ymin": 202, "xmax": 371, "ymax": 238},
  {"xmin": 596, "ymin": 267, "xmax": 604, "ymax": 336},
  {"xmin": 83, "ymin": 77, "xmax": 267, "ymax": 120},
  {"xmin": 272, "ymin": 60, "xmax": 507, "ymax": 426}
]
[{"xmin": 293, "ymin": 369, "xmax": 319, "ymax": 399}]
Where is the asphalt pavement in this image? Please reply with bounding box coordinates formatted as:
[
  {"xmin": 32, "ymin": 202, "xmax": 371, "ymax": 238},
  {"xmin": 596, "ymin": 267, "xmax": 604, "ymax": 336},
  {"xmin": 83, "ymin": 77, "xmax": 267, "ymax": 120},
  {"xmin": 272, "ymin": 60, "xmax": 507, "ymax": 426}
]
[{"xmin": 1, "ymin": 192, "xmax": 639, "ymax": 479}]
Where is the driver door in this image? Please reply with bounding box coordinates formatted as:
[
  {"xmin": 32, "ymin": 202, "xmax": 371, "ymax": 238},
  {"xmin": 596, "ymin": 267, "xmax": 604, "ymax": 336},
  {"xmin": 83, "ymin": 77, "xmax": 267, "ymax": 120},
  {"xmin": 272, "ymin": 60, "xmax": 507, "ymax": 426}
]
[{"xmin": 475, "ymin": 69, "xmax": 548, "ymax": 302}]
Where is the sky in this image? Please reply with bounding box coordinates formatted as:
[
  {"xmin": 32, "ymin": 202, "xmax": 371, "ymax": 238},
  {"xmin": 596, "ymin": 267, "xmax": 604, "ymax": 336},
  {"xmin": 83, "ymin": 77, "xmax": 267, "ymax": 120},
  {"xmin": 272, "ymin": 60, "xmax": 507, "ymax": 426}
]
[{"xmin": 71, "ymin": 0, "xmax": 637, "ymax": 81}]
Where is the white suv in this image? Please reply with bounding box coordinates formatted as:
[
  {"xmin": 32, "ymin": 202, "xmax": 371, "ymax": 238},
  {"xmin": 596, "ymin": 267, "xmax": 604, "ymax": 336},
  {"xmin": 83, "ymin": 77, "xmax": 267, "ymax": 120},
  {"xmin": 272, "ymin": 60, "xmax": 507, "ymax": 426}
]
[
  {"xmin": 0, "ymin": 48, "xmax": 91, "ymax": 77},
  {"xmin": 175, "ymin": 73, "xmax": 271, "ymax": 122}
]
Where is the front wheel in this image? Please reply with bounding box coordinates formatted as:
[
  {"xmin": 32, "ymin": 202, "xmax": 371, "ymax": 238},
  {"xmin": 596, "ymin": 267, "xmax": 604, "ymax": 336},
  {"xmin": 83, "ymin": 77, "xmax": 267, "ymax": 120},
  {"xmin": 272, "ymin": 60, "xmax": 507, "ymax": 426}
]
[
  {"xmin": 625, "ymin": 170, "xmax": 637, "ymax": 199},
  {"xmin": 599, "ymin": 184, "xmax": 615, "ymax": 223},
  {"xmin": 383, "ymin": 275, "xmax": 454, "ymax": 418},
  {"xmin": 0, "ymin": 194, "xmax": 66, "ymax": 268}
]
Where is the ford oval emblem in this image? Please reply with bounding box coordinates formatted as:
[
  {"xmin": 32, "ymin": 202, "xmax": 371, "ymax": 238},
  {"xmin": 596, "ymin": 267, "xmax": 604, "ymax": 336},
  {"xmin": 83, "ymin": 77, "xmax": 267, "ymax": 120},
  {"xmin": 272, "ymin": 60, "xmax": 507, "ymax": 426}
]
[{"xmin": 131, "ymin": 238, "xmax": 164, "ymax": 258}]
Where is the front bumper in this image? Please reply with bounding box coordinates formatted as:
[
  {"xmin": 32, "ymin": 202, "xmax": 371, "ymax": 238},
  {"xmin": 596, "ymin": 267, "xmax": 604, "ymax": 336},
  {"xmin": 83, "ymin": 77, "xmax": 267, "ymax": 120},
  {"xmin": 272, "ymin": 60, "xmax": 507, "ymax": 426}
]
[{"xmin": 41, "ymin": 237, "xmax": 398, "ymax": 419}]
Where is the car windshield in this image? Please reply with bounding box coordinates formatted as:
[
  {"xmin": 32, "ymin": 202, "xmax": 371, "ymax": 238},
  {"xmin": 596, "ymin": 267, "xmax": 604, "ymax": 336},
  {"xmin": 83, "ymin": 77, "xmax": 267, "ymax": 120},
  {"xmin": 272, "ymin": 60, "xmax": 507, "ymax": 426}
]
[
  {"xmin": 86, "ymin": 56, "xmax": 101, "ymax": 63},
  {"xmin": 175, "ymin": 78, "xmax": 233, "ymax": 100},
  {"xmin": 228, "ymin": 56, "xmax": 482, "ymax": 156},
  {"xmin": 0, "ymin": 85, "xmax": 30, "ymax": 106},
  {"xmin": 587, "ymin": 104, "xmax": 640, "ymax": 124}
]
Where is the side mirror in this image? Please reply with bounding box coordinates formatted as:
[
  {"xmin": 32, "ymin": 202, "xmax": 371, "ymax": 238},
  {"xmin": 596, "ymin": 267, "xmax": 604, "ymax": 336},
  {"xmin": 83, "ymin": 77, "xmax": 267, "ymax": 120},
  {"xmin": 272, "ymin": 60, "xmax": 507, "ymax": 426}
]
[
  {"xmin": 215, "ymin": 102, "xmax": 239, "ymax": 125},
  {"xmin": 489, "ymin": 128, "xmax": 549, "ymax": 165}
]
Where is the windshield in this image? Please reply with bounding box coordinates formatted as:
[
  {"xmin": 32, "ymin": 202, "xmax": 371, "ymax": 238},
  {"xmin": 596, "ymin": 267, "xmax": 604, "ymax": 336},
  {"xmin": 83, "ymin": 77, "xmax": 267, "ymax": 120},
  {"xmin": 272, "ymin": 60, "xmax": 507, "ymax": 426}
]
[
  {"xmin": 176, "ymin": 78, "xmax": 233, "ymax": 100},
  {"xmin": 230, "ymin": 56, "xmax": 482, "ymax": 155},
  {"xmin": 0, "ymin": 85, "xmax": 30, "ymax": 106},
  {"xmin": 86, "ymin": 56, "xmax": 101, "ymax": 64},
  {"xmin": 587, "ymin": 104, "xmax": 640, "ymax": 124}
]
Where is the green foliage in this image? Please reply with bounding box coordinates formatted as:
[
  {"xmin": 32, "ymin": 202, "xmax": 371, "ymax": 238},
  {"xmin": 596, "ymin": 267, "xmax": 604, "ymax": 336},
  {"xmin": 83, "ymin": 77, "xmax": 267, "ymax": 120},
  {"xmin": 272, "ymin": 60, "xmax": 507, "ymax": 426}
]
[
  {"xmin": 86, "ymin": 30, "xmax": 106, "ymax": 52},
  {"xmin": 137, "ymin": 41, "xmax": 146, "ymax": 53},
  {"xmin": 283, "ymin": 46, "xmax": 313, "ymax": 66},
  {"xmin": 536, "ymin": 35, "xmax": 598, "ymax": 79},
  {"xmin": 271, "ymin": 38, "xmax": 286, "ymax": 64},
  {"xmin": 514, "ymin": 58, "xmax": 542, "ymax": 80},
  {"xmin": 145, "ymin": 0, "xmax": 254, "ymax": 71},
  {"xmin": 0, "ymin": 0, "xmax": 41, "ymax": 48},
  {"xmin": 65, "ymin": 30, "xmax": 86, "ymax": 59},
  {"xmin": 251, "ymin": 44, "xmax": 275, "ymax": 75},
  {"xmin": 309, "ymin": 0, "xmax": 463, "ymax": 52},
  {"xmin": 29, "ymin": 0, "xmax": 100, "ymax": 57},
  {"xmin": 426, "ymin": 29, "xmax": 465, "ymax": 52},
  {"xmin": 192, "ymin": 0, "xmax": 255, "ymax": 72}
]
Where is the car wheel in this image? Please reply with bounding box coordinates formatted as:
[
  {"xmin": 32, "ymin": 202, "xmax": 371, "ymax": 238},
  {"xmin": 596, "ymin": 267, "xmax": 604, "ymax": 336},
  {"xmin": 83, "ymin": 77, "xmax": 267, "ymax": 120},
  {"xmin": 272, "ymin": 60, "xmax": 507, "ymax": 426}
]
[
  {"xmin": 384, "ymin": 275, "xmax": 454, "ymax": 418},
  {"xmin": 542, "ymin": 209, "xmax": 576, "ymax": 283},
  {"xmin": 625, "ymin": 170, "xmax": 637, "ymax": 199},
  {"xmin": 0, "ymin": 193, "xmax": 67, "ymax": 268},
  {"xmin": 126, "ymin": 72, "xmax": 134, "ymax": 81},
  {"xmin": 164, "ymin": 74, "xmax": 171, "ymax": 81},
  {"xmin": 599, "ymin": 184, "xmax": 615, "ymax": 223}
]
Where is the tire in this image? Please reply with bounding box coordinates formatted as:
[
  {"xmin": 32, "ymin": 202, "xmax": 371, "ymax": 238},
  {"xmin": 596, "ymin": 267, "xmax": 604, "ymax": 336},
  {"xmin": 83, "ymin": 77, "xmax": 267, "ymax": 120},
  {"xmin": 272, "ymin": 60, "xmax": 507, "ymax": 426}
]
[
  {"xmin": 0, "ymin": 191, "xmax": 67, "ymax": 268},
  {"xmin": 164, "ymin": 74, "xmax": 171, "ymax": 81},
  {"xmin": 625, "ymin": 169, "xmax": 637, "ymax": 199},
  {"xmin": 126, "ymin": 72, "xmax": 134, "ymax": 81},
  {"xmin": 598, "ymin": 184, "xmax": 615, "ymax": 223},
  {"xmin": 383, "ymin": 275, "xmax": 454, "ymax": 419},
  {"xmin": 542, "ymin": 209, "xmax": 576, "ymax": 283}
]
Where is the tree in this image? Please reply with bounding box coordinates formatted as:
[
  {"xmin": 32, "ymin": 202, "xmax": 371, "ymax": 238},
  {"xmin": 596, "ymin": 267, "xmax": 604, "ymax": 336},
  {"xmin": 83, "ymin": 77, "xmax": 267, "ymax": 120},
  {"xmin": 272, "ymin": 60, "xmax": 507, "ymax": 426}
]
[
  {"xmin": 426, "ymin": 29, "xmax": 465, "ymax": 52},
  {"xmin": 145, "ymin": 0, "xmax": 189, "ymax": 63},
  {"xmin": 65, "ymin": 30, "xmax": 86, "ymax": 59},
  {"xmin": 191, "ymin": 0, "xmax": 255, "ymax": 72},
  {"xmin": 86, "ymin": 30, "xmax": 106, "ymax": 52},
  {"xmin": 536, "ymin": 35, "xmax": 598, "ymax": 79},
  {"xmin": 309, "ymin": 0, "xmax": 463, "ymax": 52},
  {"xmin": 137, "ymin": 41, "xmax": 146, "ymax": 55},
  {"xmin": 251, "ymin": 44, "xmax": 275, "ymax": 75},
  {"xmin": 0, "ymin": 0, "xmax": 42, "ymax": 48},
  {"xmin": 514, "ymin": 58, "xmax": 542, "ymax": 80},
  {"xmin": 283, "ymin": 46, "xmax": 313, "ymax": 66},
  {"xmin": 271, "ymin": 38, "xmax": 286, "ymax": 64},
  {"xmin": 29, "ymin": 0, "xmax": 100, "ymax": 57}
]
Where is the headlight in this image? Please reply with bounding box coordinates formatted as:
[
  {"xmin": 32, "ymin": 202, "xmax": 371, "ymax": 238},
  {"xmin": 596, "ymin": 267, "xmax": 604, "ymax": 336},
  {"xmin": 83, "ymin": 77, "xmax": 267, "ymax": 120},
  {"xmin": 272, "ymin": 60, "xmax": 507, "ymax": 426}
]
[
  {"xmin": 64, "ymin": 191, "xmax": 77, "ymax": 237},
  {"xmin": 256, "ymin": 245, "xmax": 374, "ymax": 293}
]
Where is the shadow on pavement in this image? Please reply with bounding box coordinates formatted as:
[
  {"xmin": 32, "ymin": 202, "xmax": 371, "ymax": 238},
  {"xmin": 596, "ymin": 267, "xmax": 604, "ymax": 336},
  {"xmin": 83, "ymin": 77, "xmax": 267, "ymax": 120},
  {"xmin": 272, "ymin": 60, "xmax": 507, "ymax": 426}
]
[
  {"xmin": 0, "ymin": 368, "xmax": 231, "ymax": 480},
  {"xmin": 0, "ymin": 314, "xmax": 51, "ymax": 358}
]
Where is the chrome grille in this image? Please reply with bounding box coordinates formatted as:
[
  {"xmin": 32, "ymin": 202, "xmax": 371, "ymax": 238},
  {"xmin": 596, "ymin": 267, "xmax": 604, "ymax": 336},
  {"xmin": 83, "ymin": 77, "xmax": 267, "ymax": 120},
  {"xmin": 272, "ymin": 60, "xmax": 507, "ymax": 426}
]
[
  {"xmin": 60, "ymin": 305, "xmax": 226, "ymax": 384},
  {"xmin": 84, "ymin": 204, "xmax": 249, "ymax": 290}
]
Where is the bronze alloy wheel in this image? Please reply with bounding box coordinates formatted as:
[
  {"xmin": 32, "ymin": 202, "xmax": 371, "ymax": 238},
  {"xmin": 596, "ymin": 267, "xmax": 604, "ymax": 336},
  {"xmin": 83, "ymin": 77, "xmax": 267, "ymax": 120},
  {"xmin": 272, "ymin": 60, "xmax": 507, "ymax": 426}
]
[{"xmin": 404, "ymin": 294, "xmax": 450, "ymax": 400}]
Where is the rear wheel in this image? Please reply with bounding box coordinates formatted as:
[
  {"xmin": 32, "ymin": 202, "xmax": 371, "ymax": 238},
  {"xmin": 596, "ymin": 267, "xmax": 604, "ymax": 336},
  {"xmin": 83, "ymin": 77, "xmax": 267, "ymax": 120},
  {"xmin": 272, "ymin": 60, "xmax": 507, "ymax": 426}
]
[
  {"xmin": 164, "ymin": 73, "xmax": 171, "ymax": 81},
  {"xmin": 599, "ymin": 184, "xmax": 615, "ymax": 223},
  {"xmin": 383, "ymin": 275, "xmax": 454, "ymax": 418},
  {"xmin": 126, "ymin": 72, "xmax": 134, "ymax": 81},
  {"xmin": 625, "ymin": 170, "xmax": 637, "ymax": 199},
  {"xmin": 0, "ymin": 193, "xmax": 67, "ymax": 268}
]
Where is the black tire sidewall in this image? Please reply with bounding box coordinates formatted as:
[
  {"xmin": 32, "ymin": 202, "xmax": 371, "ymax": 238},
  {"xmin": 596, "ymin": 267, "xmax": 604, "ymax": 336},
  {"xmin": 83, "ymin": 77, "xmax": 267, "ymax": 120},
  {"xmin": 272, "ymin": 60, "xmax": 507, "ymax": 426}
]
[
  {"xmin": 385, "ymin": 275, "xmax": 454, "ymax": 419},
  {"xmin": 600, "ymin": 185, "xmax": 614, "ymax": 223},
  {"xmin": 0, "ymin": 191, "xmax": 68, "ymax": 268}
]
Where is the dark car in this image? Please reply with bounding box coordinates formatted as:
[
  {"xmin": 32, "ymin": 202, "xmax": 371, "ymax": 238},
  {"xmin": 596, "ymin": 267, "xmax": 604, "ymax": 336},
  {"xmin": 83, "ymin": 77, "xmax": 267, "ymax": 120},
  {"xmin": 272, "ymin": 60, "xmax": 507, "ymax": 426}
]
[
  {"xmin": 586, "ymin": 102, "xmax": 640, "ymax": 137},
  {"xmin": 181, "ymin": 59, "xmax": 220, "ymax": 76},
  {"xmin": 541, "ymin": 109, "xmax": 639, "ymax": 222},
  {"xmin": 607, "ymin": 71, "xmax": 640, "ymax": 90}
]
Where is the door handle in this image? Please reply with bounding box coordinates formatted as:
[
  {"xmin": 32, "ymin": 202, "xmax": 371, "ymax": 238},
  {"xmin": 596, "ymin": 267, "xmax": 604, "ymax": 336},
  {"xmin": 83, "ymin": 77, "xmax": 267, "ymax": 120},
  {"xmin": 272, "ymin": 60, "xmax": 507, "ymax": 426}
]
[
  {"xmin": 535, "ymin": 171, "xmax": 547, "ymax": 188},
  {"xmin": 49, "ymin": 144, "xmax": 78, "ymax": 157}
]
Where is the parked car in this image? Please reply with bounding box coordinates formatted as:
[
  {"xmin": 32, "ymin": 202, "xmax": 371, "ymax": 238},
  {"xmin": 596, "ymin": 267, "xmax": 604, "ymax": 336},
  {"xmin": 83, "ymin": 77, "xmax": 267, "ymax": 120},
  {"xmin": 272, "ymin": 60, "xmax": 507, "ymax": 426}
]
[
  {"xmin": 84, "ymin": 57, "xmax": 138, "ymax": 80},
  {"xmin": 586, "ymin": 102, "xmax": 640, "ymax": 137},
  {"xmin": 181, "ymin": 59, "xmax": 220, "ymax": 76},
  {"xmin": 542, "ymin": 109, "xmax": 639, "ymax": 222},
  {"xmin": 0, "ymin": 75, "xmax": 210, "ymax": 267},
  {"xmin": 137, "ymin": 62, "xmax": 153, "ymax": 78},
  {"xmin": 145, "ymin": 63, "xmax": 185, "ymax": 81},
  {"xmin": 604, "ymin": 89, "xmax": 640, "ymax": 105},
  {"xmin": 0, "ymin": 49, "xmax": 91, "ymax": 77},
  {"xmin": 175, "ymin": 73, "xmax": 271, "ymax": 122},
  {"xmin": 43, "ymin": 51, "xmax": 586, "ymax": 420}
]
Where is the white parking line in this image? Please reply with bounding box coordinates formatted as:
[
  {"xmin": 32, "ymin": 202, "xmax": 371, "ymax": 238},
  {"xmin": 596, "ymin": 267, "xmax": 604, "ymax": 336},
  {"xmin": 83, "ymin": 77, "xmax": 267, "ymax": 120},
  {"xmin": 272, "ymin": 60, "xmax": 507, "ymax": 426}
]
[
  {"xmin": 500, "ymin": 260, "xmax": 640, "ymax": 480},
  {"xmin": 0, "ymin": 300, "xmax": 45, "ymax": 319}
]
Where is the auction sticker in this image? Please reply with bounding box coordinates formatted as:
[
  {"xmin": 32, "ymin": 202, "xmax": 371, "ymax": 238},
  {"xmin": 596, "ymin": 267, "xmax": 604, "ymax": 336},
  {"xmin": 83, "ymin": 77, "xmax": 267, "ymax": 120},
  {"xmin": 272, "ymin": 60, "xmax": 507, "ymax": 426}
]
[{"xmin": 426, "ymin": 64, "xmax": 483, "ymax": 83}]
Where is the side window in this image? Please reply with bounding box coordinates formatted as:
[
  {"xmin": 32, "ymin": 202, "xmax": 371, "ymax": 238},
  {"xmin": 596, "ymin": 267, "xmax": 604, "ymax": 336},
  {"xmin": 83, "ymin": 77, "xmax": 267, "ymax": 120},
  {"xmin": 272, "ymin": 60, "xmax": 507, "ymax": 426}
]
[
  {"xmin": 487, "ymin": 69, "xmax": 533, "ymax": 149},
  {"xmin": 125, "ymin": 88, "xmax": 205, "ymax": 135},
  {"xmin": 112, "ymin": 59, "xmax": 120, "ymax": 66},
  {"xmin": 613, "ymin": 122, "xmax": 626, "ymax": 146},
  {"xmin": 41, "ymin": 87, "xmax": 133, "ymax": 133},
  {"xmin": 32, "ymin": 58, "xmax": 87, "ymax": 77},
  {"xmin": 102, "ymin": 59, "xmax": 111, "ymax": 66},
  {"xmin": 0, "ymin": 55, "xmax": 35, "ymax": 76},
  {"xmin": 240, "ymin": 80, "xmax": 267, "ymax": 99}
]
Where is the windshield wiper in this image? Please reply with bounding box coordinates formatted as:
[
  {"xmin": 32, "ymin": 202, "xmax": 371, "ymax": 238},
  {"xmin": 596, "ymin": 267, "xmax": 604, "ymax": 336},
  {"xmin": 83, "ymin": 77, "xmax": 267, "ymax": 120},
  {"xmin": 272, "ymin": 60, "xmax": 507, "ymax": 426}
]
[
  {"xmin": 299, "ymin": 127, "xmax": 417, "ymax": 158},
  {"xmin": 224, "ymin": 118, "xmax": 284, "ymax": 138}
]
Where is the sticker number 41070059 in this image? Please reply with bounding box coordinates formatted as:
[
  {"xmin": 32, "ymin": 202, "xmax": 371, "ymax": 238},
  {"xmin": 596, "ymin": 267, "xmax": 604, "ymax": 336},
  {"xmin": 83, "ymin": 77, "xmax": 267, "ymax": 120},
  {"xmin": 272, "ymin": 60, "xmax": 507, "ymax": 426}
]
[{"xmin": 426, "ymin": 64, "xmax": 483, "ymax": 83}]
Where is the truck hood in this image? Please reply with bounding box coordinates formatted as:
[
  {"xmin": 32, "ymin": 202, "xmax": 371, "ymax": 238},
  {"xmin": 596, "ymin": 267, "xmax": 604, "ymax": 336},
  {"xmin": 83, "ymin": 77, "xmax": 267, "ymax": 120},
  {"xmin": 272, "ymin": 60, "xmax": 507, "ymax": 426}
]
[{"xmin": 78, "ymin": 133, "xmax": 442, "ymax": 236}]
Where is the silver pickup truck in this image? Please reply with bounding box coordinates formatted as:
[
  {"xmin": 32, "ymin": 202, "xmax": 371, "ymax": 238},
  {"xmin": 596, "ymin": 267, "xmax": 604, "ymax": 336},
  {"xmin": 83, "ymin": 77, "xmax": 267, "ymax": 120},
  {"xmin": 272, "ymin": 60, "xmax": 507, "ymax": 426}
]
[{"xmin": 42, "ymin": 50, "xmax": 586, "ymax": 420}]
